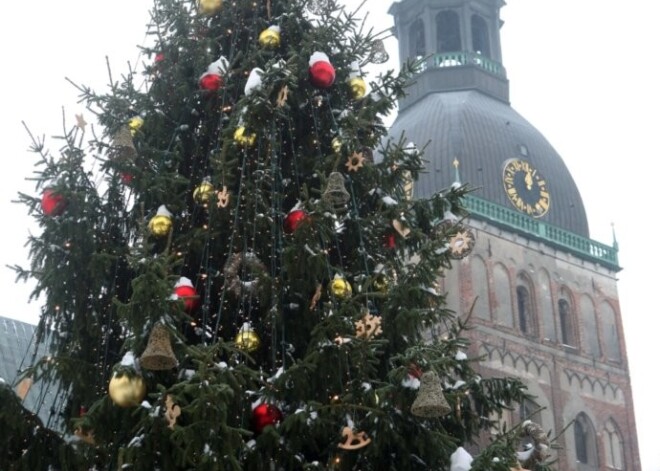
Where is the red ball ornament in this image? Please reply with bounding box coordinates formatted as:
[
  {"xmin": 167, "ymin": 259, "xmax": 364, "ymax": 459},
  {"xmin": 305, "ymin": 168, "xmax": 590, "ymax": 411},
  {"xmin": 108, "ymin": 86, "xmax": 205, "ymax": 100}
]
[
  {"xmin": 309, "ymin": 52, "xmax": 335, "ymax": 88},
  {"xmin": 252, "ymin": 403, "xmax": 283, "ymax": 434},
  {"xmin": 41, "ymin": 188, "xmax": 67, "ymax": 216},
  {"xmin": 121, "ymin": 172, "xmax": 134, "ymax": 184},
  {"xmin": 283, "ymin": 209, "xmax": 308, "ymax": 234},
  {"xmin": 384, "ymin": 232, "xmax": 396, "ymax": 250},
  {"xmin": 173, "ymin": 277, "xmax": 200, "ymax": 312},
  {"xmin": 199, "ymin": 72, "xmax": 224, "ymax": 92},
  {"xmin": 154, "ymin": 52, "xmax": 165, "ymax": 64}
]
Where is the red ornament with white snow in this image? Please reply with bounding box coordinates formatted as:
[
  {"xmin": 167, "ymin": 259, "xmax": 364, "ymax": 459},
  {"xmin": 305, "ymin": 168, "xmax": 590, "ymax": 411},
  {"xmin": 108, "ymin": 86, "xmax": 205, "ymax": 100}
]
[
  {"xmin": 251, "ymin": 403, "xmax": 283, "ymax": 434},
  {"xmin": 41, "ymin": 188, "xmax": 67, "ymax": 216},
  {"xmin": 308, "ymin": 52, "xmax": 335, "ymax": 88},
  {"xmin": 172, "ymin": 277, "xmax": 200, "ymax": 312},
  {"xmin": 283, "ymin": 209, "xmax": 308, "ymax": 234}
]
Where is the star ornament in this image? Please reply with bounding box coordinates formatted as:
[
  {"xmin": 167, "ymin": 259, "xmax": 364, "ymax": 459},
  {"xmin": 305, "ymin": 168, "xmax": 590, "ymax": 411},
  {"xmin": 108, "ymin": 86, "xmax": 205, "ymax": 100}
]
[
  {"xmin": 345, "ymin": 151, "xmax": 366, "ymax": 172},
  {"xmin": 355, "ymin": 312, "xmax": 383, "ymax": 339},
  {"xmin": 75, "ymin": 113, "xmax": 87, "ymax": 131}
]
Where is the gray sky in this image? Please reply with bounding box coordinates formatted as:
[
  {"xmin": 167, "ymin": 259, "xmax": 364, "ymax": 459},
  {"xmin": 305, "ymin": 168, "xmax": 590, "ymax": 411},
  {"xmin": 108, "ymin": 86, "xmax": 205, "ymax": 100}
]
[{"xmin": 1, "ymin": 0, "xmax": 658, "ymax": 468}]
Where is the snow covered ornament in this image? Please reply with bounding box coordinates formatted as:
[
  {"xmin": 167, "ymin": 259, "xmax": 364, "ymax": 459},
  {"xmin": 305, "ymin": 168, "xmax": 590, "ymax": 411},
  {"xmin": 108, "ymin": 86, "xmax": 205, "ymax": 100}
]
[
  {"xmin": 171, "ymin": 276, "xmax": 200, "ymax": 313},
  {"xmin": 306, "ymin": 0, "xmax": 330, "ymax": 15},
  {"xmin": 148, "ymin": 205, "xmax": 173, "ymax": 237},
  {"xmin": 244, "ymin": 67, "xmax": 264, "ymax": 95},
  {"xmin": 199, "ymin": 56, "xmax": 229, "ymax": 92},
  {"xmin": 309, "ymin": 52, "xmax": 335, "ymax": 88},
  {"xmin": 347, "ymin": 61, "xmax": 367, "ymax": 100},
  {"xmin": 411, "ymin": 370, "xmax": 451, "ymax": 418},
  {"xmin": 450, "ymin": 447, "xmax": 473, "ymax": 471},
  {"xmin": 258, "ymin": 25, "xmax": 281, "ymax": 48}
]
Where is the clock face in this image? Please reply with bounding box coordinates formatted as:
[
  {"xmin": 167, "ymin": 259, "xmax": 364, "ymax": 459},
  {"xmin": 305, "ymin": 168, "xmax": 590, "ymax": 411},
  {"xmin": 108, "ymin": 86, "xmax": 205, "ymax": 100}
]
[{"xmin": 502, "ymin": 159, "xmax": 550, "ymax": 217}]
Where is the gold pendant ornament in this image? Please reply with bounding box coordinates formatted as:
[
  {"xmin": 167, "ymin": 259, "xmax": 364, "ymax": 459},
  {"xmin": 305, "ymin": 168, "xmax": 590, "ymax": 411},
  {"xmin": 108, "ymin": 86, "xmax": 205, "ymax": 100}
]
[
  {"xmin": 330, "ymin": 275, "xmax": 352, "ymax": 300},
  {"xmin": 148, "ymin": 205, "xmax": 173, "ymax": 237},
  {"xmin": 108, "ymin": 373, "xmax": 147, "ymax": 408},
  {"xmin": 259, "ymin": 25, "xmax": 281, "ymax": 48},
  {"xmin": 193, "ymin": 180, "xmax": 215, "ymax": 204},
  {"xmin": 235, "ymin": 322, "xmax": 261, "ymax": 352},
  {"xmin": 348, "ymin": 76, "xmax": 367, "ymax": 100}
]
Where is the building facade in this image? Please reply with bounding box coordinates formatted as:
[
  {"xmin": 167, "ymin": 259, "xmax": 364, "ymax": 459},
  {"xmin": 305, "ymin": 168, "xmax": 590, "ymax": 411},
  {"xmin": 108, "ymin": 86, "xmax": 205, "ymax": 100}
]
[{"xmin": 387, "ymin": 1, "xmax": 640, "ymax": 469}]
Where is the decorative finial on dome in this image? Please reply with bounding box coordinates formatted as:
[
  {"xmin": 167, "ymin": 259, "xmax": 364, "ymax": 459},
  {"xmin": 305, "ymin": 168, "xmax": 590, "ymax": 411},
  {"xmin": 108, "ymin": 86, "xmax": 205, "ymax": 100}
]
[
  {"xmin": 452, "ymin": 158, "xmax": 461, "ymax": 184},
  {"xmin": 611, "ymin": 222, "xmax": 618, "ymax": 250}
]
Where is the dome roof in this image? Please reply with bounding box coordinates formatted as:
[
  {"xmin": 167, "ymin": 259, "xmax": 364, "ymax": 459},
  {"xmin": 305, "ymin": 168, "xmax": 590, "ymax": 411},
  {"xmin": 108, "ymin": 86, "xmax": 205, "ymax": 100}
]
[{"xmin": 390, "ymin": 90, "xmax": 589, "ymax": 237}]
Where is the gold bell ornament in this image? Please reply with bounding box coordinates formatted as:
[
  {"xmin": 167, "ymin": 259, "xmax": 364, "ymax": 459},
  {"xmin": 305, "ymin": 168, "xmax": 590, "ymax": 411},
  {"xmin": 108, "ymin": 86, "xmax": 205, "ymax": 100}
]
[
  {"xmin": 108, "ymin": 371, "xmax": 147, "ymax": 408},
  {"xmin": 330, "ymin": 274, "xmax": 352, "ymax": 300},
  {"xmin": 235, "ymin": 322, "xmax": 261, "ymax": 352},
  {"xmin": 234, "ymin": 126, "xmax": 256, "ymax": 147},
  {"xmin": 139, "ymin": 323, "xmax": 178, "ymax": 371},
  {"xmin": 322, "ymin": 172, "xmax": 350, "ymax": 209},
  {"xmin": 198, "ymin": 0, "xmax": 222, "ymax": 15},
  {"xmin": 148, "ymin": 205, "xmax": 173, "ymax": 237},
  {"xmin": 111, "ymin": 125, "xmax": 137, "ymax": 161},
  {"xmin": 411, "ymin": 370, "xmax": 451, "ymax": 418},
  {"xmin": 259, "ymin": 25, "xmax": 281, "ymax": 48},
  {"xmin": 193, "ymin": 179, "xmax": 215, "ymax": 204}
]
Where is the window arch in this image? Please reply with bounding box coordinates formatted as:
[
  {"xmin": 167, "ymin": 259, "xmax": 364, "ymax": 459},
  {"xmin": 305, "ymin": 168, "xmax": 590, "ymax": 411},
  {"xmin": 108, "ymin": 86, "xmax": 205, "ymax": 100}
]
[
  {"xmin": 436, "ymin": 10, "xmax": 461, "ymax": 52},
  {"xmin": 604, "ymin": 419, "xmax": 625, "ymax": 469},
  {"xmin": 408, "ymin": 18, "xmax": 426, "ymax": 59},
  {"xmin": 600, "ymin": 302, "xmax": 622, "ymax": 363},
  {"xmin": 538, "ymin": 269, "xmax": 556, "ymax": 341},
  {"xmin": 493, "ymin": 263, "xmax": 513, "ymax": 327},
  {"xmin": 470, "ymin": 256, "xmax": 490, "ymax": 320},
  {"xmin": 580, "ymin": 295, "xmax": 601, "ymax": 357},
  {"xmin": 558, "ymin": 289, "xmax": 576, "ymax": 347},
  {"xmin": 471, "ymin": 14, "xmax": 491, "ymax": 57},
  {"xmin": 516, "ymin": 274, "xmax": 537, "ymax": 337},
  {"xmin": 574, "ymin": 413, "xmax": 599, "ymax": 468}
]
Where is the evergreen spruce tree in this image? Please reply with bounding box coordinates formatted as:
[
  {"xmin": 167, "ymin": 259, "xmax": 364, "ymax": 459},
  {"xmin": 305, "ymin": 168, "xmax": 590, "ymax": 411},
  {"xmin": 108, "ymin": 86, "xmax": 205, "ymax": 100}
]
[{"xmin": 5, "ymin": 0, "xmax": 554, "ymax": 469}]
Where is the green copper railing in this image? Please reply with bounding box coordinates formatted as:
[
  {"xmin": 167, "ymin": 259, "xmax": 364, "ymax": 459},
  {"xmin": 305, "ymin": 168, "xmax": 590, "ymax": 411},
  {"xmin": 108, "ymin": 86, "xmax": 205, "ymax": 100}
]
[
  {"xmin": 428, "ymin": 52, "xmax": 506, "ymax": 78},
  {"xmin": 463, "ymin": 195, "xmax": 620, "ymax": 270}
]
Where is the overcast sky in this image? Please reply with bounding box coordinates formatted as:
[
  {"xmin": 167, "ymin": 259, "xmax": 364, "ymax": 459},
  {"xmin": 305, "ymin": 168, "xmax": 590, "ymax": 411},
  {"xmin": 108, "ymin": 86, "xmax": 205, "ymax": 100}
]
[{"xmin": 1, "ymin": 1, "xmax": 658, "ymax": 469}]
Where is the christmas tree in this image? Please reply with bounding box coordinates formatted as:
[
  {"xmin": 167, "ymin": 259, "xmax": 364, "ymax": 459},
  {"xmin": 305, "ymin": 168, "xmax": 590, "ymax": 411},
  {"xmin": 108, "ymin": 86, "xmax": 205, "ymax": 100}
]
[{"xmin": 4, "ymin": 0, "xmax": 554, "ymax": 469}]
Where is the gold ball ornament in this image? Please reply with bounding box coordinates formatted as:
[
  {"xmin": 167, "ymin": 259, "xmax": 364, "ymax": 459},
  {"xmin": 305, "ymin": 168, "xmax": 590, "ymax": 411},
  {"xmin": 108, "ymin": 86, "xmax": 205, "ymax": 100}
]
[
  {"xmin": 330, "ymin": 276, "xmax": 352, "ymax": 300},
  {"xmin": 331, "ymin": 136, "xmax": 343, "ymax": 154},
  {"xmin": 193, "ymin": 181, "xmax": 215, "ymax": 204},
  {"xmin": 198, "ymin": 0, "xmax": 222, "ymax": 15},
  {"xmin": 234, "ymin": 126, "xmax": 256, "ymax": 147},
  {"xmin": 149, "ymin": 215, "xmax": 172, "ymax": 237},
  {"xmin": 348, "ymin": 76, "xmax": 368, "ymax": 100},
  {"xmin": 373, "ymin": 274, "xmax": 388, "ymax": 293},
  {"xmin": 128, "ymin": 116, "xmax": 144, "ymax": 136},
  {"xmin": 108, "ymin": 373, "xmax": 147, "ymax": 408},
  {"xmin": 235, "ymin": 323, "xmax": 261, "ymax": 352},
  {"xmin": 259, "ymin": 26, "xmax": 281, "ymax": 48}
]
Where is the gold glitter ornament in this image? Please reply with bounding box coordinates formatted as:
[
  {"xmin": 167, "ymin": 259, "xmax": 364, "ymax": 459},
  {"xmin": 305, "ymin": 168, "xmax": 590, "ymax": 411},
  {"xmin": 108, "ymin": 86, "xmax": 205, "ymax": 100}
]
[
  {"xmin": 234, "ymin": 126, "xmax": 256, "ymax": 147},
  {"xmin": 108, "ymin": 373, "xmax": 147, "ymax": 408},
  {"xmin": 373, "ymin": 273, "xmax": 388, "ymax": 292},
  {"xmin": 128, "ymin": 116, "xmax": 144, "ymax": 136},
  {"xmin": 148, "ymin": 205, "xmax": 173, "ymax": 237},
  {"xmin": 198, "ymin": 0, "xmax": 222, "ymax": 15},
  {"xmin": 235, "ymin": 323, "xmax": 261, "ymax": 352},
  {"xmin": 330, "ymin": 275, "xmax": 352, "ymax": 300},
  {"xmin": 348, "ymin": 76, "xmax": 367, "ymax": 100},
  {"xmin": 259, "ymin": 26, "xmax": 281, "ymax": 48},
  {"xmin": 193, "ymin": 180, "xmax": 215, "ymax": 204}
]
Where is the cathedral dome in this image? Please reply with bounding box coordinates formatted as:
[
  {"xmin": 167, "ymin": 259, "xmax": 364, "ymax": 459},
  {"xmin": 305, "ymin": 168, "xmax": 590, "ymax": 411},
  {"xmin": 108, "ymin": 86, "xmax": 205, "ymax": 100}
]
[{"xmin": 390, "ymin": 90, "xmax": 590, "ymax": 237}]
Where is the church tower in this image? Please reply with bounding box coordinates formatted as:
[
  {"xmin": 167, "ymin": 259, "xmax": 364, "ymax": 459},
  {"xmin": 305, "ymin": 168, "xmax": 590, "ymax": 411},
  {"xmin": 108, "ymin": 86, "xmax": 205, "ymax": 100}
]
[{"xmin": 388, "ymin": 1, "xmax": 640, "ymax": 469}]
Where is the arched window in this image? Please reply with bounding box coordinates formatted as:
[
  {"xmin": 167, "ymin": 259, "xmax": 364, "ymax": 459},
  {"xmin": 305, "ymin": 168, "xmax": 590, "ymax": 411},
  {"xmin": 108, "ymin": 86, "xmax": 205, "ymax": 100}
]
[
  {"xmin": 601, "ymin": 302, "xmax": 622, "ymax": 363},
  {"xmin": 493, "ymin": 263, "xmax": 513, "ymax": 327},
  {"xmin": 604, "ymin": 419, "xmax": 625, "ymax": 469},
  {"xmin": 558, "ymin": 290, "xmax": 576, "ymax": 346},
  {"xmin": 581, "ymin": 295, "xmax": 601, "ymax": 357},
  {"xmin": 574, "ymin": 413, "xmax": 598, "ymax": 469},
  {"xmin": 470, "ymin": 256, "xmax": 490, "ymax": 320},
  {"xmin": 516, "ymin": 274, "xmax": 536, "ymax": 337},
  {"xmin": 436, "ymin": 11, "xmax": 461, "ymax": 52},
  {"xmin": 471, "ymin": 14, "xmax": 491, "ymax": 58},
  {"xmin": 408, "ymin": 19, "xmax": 426, "ymax": 59},
  {"xmin": 538, "ymin": 269, "xmax": 556, "ymax": 341}
]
